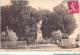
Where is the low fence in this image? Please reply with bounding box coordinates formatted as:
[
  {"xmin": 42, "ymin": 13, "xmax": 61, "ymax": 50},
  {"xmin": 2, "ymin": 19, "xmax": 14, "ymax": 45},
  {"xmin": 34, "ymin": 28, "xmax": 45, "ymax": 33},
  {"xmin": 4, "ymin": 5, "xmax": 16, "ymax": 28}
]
[
  {"xmin": 60, "ymin": 38, "xmax": 76, "ymax": 48},
  {"xmin": 1, "ymin": 41, "xmax": 26, "ymax": 49}
]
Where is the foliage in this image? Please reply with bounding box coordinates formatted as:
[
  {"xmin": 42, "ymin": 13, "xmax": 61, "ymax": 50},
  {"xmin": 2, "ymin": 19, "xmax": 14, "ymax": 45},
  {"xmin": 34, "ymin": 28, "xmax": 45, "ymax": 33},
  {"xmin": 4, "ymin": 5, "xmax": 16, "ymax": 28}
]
[
  {"xmin": 1, "ymin": 0, "xmax": 77, "ymax": 41},
  {"xmin": 41, "ymin": 2, "xmax": 77, "ymax": 38},
  {"xmin": 1, "ymin": 30, "xmax": 18, "ymax": 41},
  {"xmin": 1, "ymin": 0, "xmax": 37, "ymax": 41},
  {"xmin": 1, "ymin": 31, "xmax": 9, "ymax": 41},
  {"xmin": 53, "ymin": 4, "xmax": 77, "ymax": 35}
]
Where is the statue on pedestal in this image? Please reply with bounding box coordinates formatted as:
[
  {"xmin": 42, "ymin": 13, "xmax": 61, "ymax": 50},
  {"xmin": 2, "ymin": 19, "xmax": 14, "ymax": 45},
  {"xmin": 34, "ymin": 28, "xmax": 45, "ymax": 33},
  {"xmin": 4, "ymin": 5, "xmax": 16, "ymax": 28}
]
[{"xmin": 36, "ymin": 20, "xmax": 43, "ymax": 41}]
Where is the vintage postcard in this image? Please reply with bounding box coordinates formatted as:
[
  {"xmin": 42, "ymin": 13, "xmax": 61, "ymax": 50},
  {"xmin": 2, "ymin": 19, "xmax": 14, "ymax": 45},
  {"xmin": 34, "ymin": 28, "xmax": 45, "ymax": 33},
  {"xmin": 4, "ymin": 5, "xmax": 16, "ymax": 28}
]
[{"xmin": 0, "ymin": 0, "xmax": 79, "ymax": 52}]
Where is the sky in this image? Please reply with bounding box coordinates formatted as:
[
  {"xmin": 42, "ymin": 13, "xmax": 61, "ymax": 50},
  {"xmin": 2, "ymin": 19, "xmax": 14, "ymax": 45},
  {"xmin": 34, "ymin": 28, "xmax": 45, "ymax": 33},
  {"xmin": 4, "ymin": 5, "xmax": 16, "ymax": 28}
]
[
  {"xmin": 0, "ymin": 0, "xmax": 79, "ymax": 38},
  {"xmin": 0, "ymin": 0, "xmax": 64, "ymax": 11}
]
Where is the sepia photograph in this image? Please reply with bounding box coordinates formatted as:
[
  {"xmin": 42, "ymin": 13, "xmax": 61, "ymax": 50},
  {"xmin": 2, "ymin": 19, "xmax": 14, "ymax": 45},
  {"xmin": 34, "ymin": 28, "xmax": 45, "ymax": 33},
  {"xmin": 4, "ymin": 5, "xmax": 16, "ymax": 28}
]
[{"xmin": 0, "ymin": 0, "xmax": 79, "ymax": 52}]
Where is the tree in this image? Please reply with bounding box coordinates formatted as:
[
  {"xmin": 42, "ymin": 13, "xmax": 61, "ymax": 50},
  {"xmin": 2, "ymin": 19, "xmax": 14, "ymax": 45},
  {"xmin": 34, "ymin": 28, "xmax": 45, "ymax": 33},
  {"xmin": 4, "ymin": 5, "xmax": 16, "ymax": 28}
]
[
  {"xmin": 1, "ymin": 0, "xmax": 38, "ymax": 43},
  {"xmin": 53, "ymin": 1, "xmax": 77, "ymax": 35},
  {"xmin": 1, "ymin": 6, "xmax": 12, "ymax": 32},
  {"xmin": 1, "ymin": 1, "xmax": 27, "ymax": 40},
  {"xmin": 41, "ymin": 1, "xmax": 77, "ymax": 38}
]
